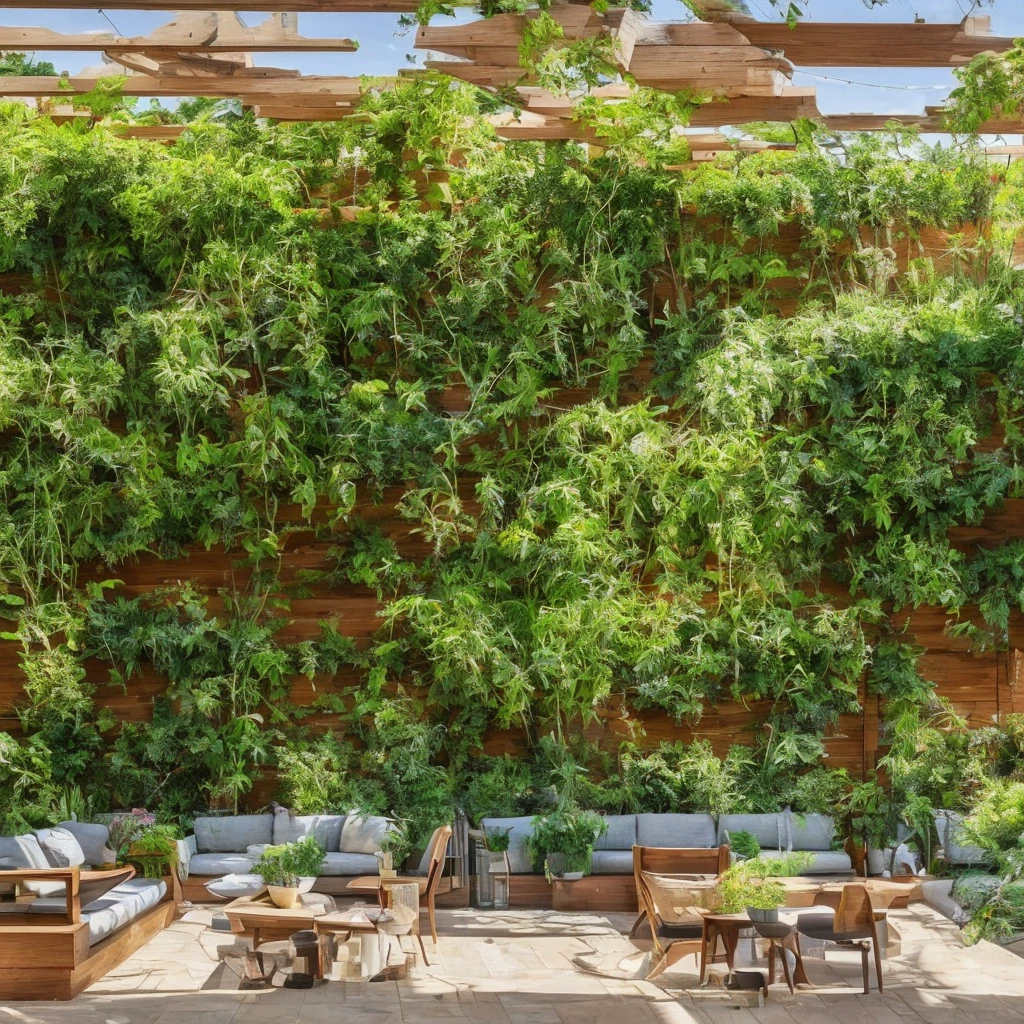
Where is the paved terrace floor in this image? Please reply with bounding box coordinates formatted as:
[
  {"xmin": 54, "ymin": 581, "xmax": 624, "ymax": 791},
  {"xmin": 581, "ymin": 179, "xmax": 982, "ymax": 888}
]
[{"xmin": 3, "ymin": 904, "xmax": 1023, "ymax": 1024}]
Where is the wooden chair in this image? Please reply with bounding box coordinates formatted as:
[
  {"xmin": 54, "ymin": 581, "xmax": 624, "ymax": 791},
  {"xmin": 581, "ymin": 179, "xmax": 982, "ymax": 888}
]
[
  {"xmin": 796, "ymin": 883, "xmax": 886, "ymax": 993},
  {"xmin": 631, "ymin": 844, "xmax": 729, "ymax": 981},
  {"xmin": 346, "ymin": 824, "xmax": 452, "ymax": 966},
  {"xmin": 629, "ymin": 844, "xmax": 730, "ymax": 939}
]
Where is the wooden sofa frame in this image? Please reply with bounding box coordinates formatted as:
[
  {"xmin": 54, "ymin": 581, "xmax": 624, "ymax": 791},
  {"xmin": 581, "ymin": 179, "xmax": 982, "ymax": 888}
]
[{"xmin": 0, "ymin": 866, "xmax": 175, "ymax": 1000}]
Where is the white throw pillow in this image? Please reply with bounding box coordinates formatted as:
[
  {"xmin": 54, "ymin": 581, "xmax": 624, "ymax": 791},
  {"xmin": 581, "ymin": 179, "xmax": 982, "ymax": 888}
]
[
  {"xmin": 339, "ymin": 813, "xmax": 392, "ymax": 855},
  {"xmin": 35, "ymin": 827, "xmax": 86, "ymax": 869}
]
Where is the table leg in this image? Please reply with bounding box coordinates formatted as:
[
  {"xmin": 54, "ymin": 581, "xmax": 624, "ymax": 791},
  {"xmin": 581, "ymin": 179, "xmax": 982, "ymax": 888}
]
[
  {"xmin": 721, "ymin": 925, "xmax": 740, "ymax": 972},
  {"xmin": 699, "ymin": 922, "xmax": 710, "ymax": 983}
]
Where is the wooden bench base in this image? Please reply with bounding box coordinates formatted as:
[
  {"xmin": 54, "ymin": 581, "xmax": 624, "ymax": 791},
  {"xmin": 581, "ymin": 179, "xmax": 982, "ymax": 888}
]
[{"xmin": 0, "ymin": 898, "xmax": 176, "ymax": 1001}]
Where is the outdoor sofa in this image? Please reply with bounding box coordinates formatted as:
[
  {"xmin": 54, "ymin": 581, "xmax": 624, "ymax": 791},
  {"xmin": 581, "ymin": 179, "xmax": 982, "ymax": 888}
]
[
  {"xmin": 0, "ymin": 823, "xmax": 174, "ymax": 1000},
  {"xmin": 480, "ymin": 810, "xmax": 853, "ymax": 876}
]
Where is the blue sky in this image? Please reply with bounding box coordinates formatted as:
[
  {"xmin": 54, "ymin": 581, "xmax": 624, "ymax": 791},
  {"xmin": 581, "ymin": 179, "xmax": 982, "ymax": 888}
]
[{"xmin": 3, "ymin": 0, "xmax": 1023, "ymax": 119}]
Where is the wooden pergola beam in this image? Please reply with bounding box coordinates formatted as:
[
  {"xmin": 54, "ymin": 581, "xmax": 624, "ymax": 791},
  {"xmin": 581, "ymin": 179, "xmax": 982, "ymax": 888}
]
[
  {"xmin": 0, "ymin": 74, "xmax": 365, "ymax": 100},
  {"xmin": 0, "ymin": 13, "xmax": 357, "ymax": 52},
  {"xmin": 723, "ymin": 16, "xmax": 1014, "ymax": 68},
  {"xmin": 0, "ymin": 0, "xmax": 420, "ymax": 9}
]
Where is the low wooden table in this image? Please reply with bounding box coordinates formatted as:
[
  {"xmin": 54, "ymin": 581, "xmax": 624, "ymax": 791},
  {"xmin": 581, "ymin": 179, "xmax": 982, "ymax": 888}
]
[
  {"xmin": 699, "ymin": 912, "xmax": 811, "ymax": 989},
  {"xmin": 222, "ymin": 890, "xmax": 329, "ymax": 949}
]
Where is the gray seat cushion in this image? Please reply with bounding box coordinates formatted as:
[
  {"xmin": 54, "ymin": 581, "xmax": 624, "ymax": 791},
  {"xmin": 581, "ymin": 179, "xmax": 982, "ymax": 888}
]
[
  {"xmin": 188, "ymin": 853, "xmax": 255, "ymax": 876},
  {"xmin": 717, "ymin": 814, "xmax": 785, "ymax": 851},
  {"xmin": 35, "ymin": 827, "xmax": 86, "ymax": 869},
  {"xmin": 636, "ymin": 814, "xmax": 716, "ymax": 849},
  {"xmin": 194, "ymin": 815, "xmax": 273, "ymax": 854},
  {"xmin": 591, "ymin": 850, "xmax": 634, "ymax": 874},
  {"xmin": 788, "ymin": 813, "xmax": 835, "ymax": 852},
  {"xmin": 56, "ymin": 821, "xmax": 112, "ymax": 868},
  {"xmin": 27, "ymin": 877, "xmax": 166, "ymax": 946},
  {"xmin": 594, "ymin": 815, "xmax": 637, "ymax": 852},
  {"xmin": 480, "ymin": 816, "xmax": 536, "ymax": 874},
  {"xmin": 321, "ymin": 852, "xmax": 380, "ymax": 876},
  {"xmin": 272, "ymin": 811, "xmax": 346, "ymax": 850},
  {"xmin": 0, "ymin": 834, "xmax": 65, "ymax": 897},
  {"xmin": 935, "ymin": 812, "xmax": 988, "ymax": 866},
  {"xmin": 796, "ymin": 910, "xmax": 871, "ymax": 942},
  {"xmin": 339, "ymin": 814, "xmax": 391, "ymax": 855},
  {"xmin": 758, "ymin": 849, "xmax": 852, "ymax": 874}
]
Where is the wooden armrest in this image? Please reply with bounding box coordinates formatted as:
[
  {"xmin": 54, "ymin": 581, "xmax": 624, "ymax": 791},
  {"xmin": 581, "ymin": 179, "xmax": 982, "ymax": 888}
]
[
  {"xmin": 0, "ymin": 868, "xmax": 81, "ymax": 923},
  {"xmin": 812, "ymin": 890, "xmax": 843, "ymax": 910}
]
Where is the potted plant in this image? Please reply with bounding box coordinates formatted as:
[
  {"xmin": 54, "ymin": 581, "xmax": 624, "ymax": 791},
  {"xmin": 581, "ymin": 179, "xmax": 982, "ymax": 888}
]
[
  {"xmin": 378, "ymin": 820, "xmax": 412, "ymax": 878},
  {"xmin": 527, "ymin": 808, "xmax": 607, "ymax": 881},
  {"xmin": 849, "ymin": 777, "xmax": 899, "ymax": 876},
  {"xmin": 253, "ymin": 835, "xmax": 325, "ymax": 908},
  {"xmin": 716, "ymin": 862, "xmax": 787, "ymax": 924},
  {"xmin": 107, "ymin": 808, "xmax": 156, "ymax": 866},
  {"xmin": 127, "ymin": 823, "xmax": 182, "ymax": 879}
]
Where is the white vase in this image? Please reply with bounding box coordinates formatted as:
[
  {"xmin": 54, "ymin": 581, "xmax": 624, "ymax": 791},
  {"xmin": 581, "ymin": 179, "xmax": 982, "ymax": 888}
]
[{"xmin": 268, "ymin": 884, "xmax": 300, "ymax": 909}]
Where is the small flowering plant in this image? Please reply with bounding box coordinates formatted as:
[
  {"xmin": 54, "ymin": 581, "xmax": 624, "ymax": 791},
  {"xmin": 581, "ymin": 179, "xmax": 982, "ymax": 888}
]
[{"xmin": 107, "ymin": 808, "xmax": 156, "ymax": 863}]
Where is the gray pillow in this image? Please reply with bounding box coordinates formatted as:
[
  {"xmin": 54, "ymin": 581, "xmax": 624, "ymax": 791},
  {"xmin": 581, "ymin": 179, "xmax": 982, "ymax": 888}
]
[
  {"xmin": 58, "ymin": 820, "xmax": 113, "ymax": 868},
  {"xmin": 194, "ymin": 814, "xmax": 273, "ymax": 853},
  {"xmin": 339, "ymin": 813, "xmax": 392, "ymax": 855},
  {"xmin": 0, "ymin": 834, "xmax": 65, "ymax": 897},
  {"xmin": 272, "ymin": 810, "xmax": 345, "ymax": 850},
  {"xmin": 35, "ymin": 827, "xmax": 86, "ymax": 869}
]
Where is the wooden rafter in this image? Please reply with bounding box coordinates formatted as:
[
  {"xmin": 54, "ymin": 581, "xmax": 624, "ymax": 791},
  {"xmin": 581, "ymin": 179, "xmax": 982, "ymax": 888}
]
[
  {"xmin": 709, "ymin": 14, "xmax": 1014, "ymax": 68},
  {"xmin": 0, "ymin": 0, "xmax": 419, "ymax": 9},
  {"xmin": 0, "ymin": 12, "xmax": 357, "ymax": 53}
]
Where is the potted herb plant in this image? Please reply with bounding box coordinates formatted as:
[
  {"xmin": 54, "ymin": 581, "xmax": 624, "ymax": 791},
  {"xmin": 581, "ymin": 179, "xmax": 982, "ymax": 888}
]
[
  {"xmin": 378, "ymin": 820, "xmax": 412, "ymax": 878},
  {"xmin": 716, "ymin": 862, "xmax": 787, "ymax": 924},
  {"xmin": 253, "ymin": 835, "xmax": 325, "ymax": 909},
  {"xmin": 107, "ymin": 808, "xmax": 156, "ymax": 866},
  {"xmin": 527, "ymin": 808, "xmax": 607, "ymax": 881},
  {"xmin": 127, "ymin": 823, "xmax": 182, "ymax": 879}
]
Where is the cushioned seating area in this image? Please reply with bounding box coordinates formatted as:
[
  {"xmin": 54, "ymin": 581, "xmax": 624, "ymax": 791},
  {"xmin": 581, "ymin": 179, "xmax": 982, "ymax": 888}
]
[
  {"xmin": 481, "ymin": 809, "xmax": 852, "ymax": 876},
  {"xmin": 189, "ymin": 852, "xmax": 258, "ymax": 876},
  {"xmin": 591, "ymin": 850, "xmax": 635, "ymax": 874},
  {"xmin": 184, "ymin": 810, "xmax": 394, "ymax": 881},
  {"xmin": 27, "ymin": 878, "xmax": 167, "ymax": 946},
  {"xmin": 321, "ymin": 852, "xmax": 380, "ymax": 875}
]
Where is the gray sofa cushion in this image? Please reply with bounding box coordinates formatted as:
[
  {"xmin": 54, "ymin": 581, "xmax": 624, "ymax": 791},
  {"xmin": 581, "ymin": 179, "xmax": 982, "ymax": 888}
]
[
  {"xmin": 272, "ymin": 811, "xmax": 345, "ymax": 850},
  {"xmin": 717, "ymin": 814, "xmax": 785, "ymax": 851},
  {"xmin": 591, "ymin": 850, "xmax": 634, "ymax": 874},
  {"xmin": 26, "ymin": 877, "xmax": 166, "ymax": 945},
  {"xmin": 636, "ymin": 814, "xmax": 716, "ymax": 849},
  {"xmin": 35, "ymin": 827, "xmax": 86, "ymax": 869},
  {"xmin": 788, "ymin": 813, "xmax": 835, "ymax": 852},
  {"xmin": 57, "ymin": 821, "xmax": 112, "ymax": 868},
  {"xmin": 339, "ymin": 814, "xmax": 391, "ymax": 855},
  {"xmin": 480, "ymin": 816, "xmax": 536, "ymax": 874},
  {"xmin": 758, "ymin": 849, "xmax": 852, "ymax": 874},
  {"xmin": 84, "ymin": 878, "xmax": 166, "ymax": 946},
  {"xmin": 188, "ymin": 852, "xmax": 255, "ymax": 876},
  {"xmin": 321, "ymin": 852, "xmax": 380, "ymax": 876},
  {"xmin": 935, "ymin": 811, "xmax": 988, "ymax": 866},
  {"xmin": 594, "ymin": 815, "xmax": 637, "ymax": 852},
  {"xmin": 194, "ymin": 815, "xmax": 273, "ymax": 854},
  {"xmin": 0, "ymin": 834, "xmax": 65, "ymax": 897}
]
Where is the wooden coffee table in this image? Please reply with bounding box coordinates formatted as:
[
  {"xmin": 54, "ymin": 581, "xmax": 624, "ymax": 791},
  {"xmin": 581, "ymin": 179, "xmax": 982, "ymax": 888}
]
[{"xmin": 222, "ymin": 890, "xmax": 327, "ymax": 949}]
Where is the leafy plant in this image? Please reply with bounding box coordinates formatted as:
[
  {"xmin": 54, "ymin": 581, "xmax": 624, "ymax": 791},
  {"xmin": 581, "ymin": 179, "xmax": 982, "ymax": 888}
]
[
  {"xmin": 254, "ymin": 835, "xmax": 326, "ymax": 886},
  {"xmin": 728, "ymin": 830, "xmax": 761, "ymax": 861},
  {"xmin": 527, "ymin": 807, "xmax": 607, "ymax": 877}
]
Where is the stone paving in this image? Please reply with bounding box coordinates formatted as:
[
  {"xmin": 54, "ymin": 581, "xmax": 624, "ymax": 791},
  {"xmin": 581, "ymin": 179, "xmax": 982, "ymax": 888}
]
[{"xmin": 2, "ymin": 904, "xmax": 1023, "ymax": 1024}]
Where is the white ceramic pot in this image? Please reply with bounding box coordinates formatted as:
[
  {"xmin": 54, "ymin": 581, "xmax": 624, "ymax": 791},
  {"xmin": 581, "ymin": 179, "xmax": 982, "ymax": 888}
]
[
  {"xmin": 297, "ymin": 877, "xmax": 317, "ymax": 894},
  {"xmin": 867, "ymin": 847, "xmax": 893, "ymax": 876},
  {"xmin": 268, "ymin": 884, "xmax": 300, "ymax": 908}
]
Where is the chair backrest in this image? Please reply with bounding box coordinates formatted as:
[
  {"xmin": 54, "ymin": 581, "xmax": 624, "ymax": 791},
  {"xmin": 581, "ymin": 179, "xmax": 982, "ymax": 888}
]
[
  {"xmin": 835, "ymin": 884, "xmax": 874, "ymax": 932},
  {"xmin": 633, "ymin": 844, "xmax": 730, "ymax": 877},
  {"xmin": 424, "ymin": 825, "xmax": 453, "ymax": 896}
]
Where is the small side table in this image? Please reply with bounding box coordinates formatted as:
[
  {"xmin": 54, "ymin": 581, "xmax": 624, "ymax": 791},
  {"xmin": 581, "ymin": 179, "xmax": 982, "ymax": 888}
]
[
  {"xmin": 748, "ymin": 918, "xmax": 808, "ymax": 994},
  {"xmin": 699, "ymin": 912, "xmax": 748, "ymax": 982}
]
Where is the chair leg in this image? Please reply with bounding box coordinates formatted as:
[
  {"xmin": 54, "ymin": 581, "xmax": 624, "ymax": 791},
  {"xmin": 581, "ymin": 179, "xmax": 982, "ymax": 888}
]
[
  {"xmin": 645, "ymin": 942, "xmax": 697, "ymax": 982},
  {"xmin": 428, "ymin": 893, "xmax": 437, "ymax": 944},
  {"xmin": 860, "ymin": 944, "xmax": 870, "ymax": 994},
  {"xmin": 417, "ymin": 930, "xmax": 430, "ymax": 968},
  {"xmin": 872, "ymin": 938, "xmax": 884, "ymax": 993},
  {"xmin": 767, "ymin": 940, "xmax": 777, "ymax": 987},
  {"xmin": 628, "ymin": 910, "xmax": 648, "ymax": 939}
]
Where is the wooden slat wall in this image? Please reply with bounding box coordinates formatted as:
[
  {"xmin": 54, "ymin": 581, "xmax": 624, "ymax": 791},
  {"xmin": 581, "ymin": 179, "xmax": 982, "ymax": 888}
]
[{"xmin": 1, "ymin": 215, "xmax": 1021, "ymax": 793}]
